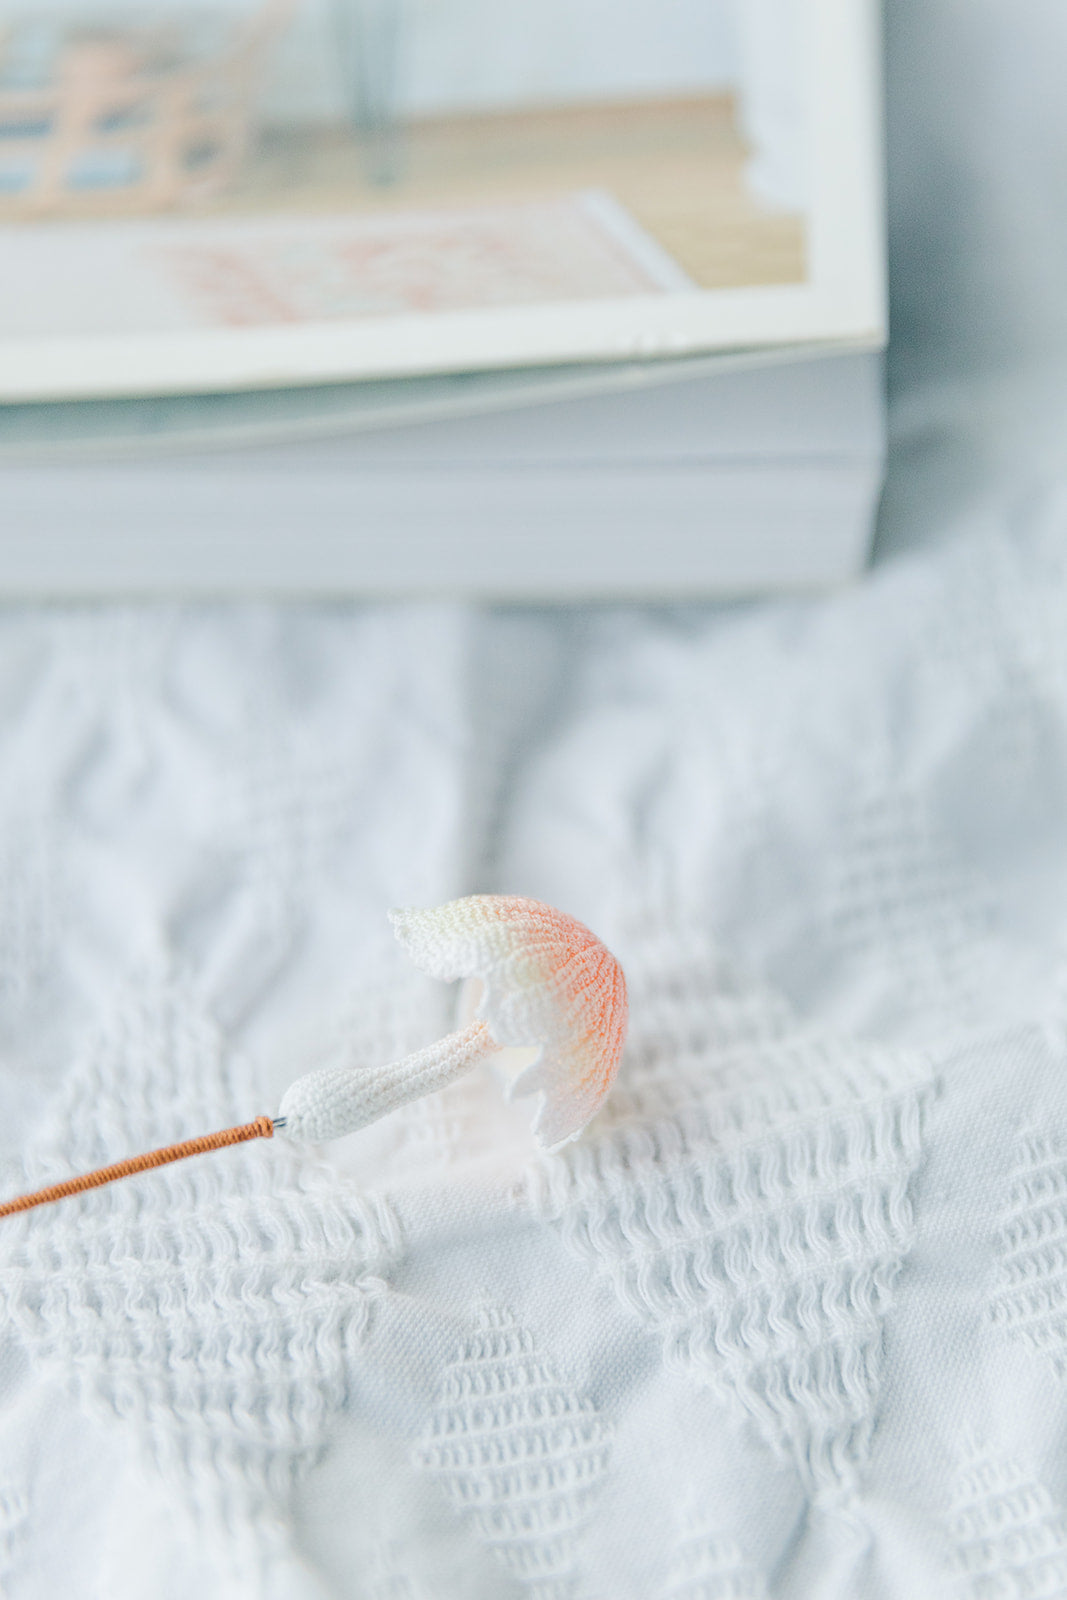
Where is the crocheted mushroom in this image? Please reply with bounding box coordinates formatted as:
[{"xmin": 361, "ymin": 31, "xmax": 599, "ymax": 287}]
[{"xmin": 278, "ymin": 895, "xmax": 628, "ymax": 1150}]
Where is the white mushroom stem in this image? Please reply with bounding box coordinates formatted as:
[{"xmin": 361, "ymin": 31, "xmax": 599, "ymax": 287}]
[{"xmin": 277, "ymin": 1019, "xmax": 496, "ymax": 1143}]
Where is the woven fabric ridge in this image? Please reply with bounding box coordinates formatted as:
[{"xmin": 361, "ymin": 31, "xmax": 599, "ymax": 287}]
[
  {"xmin": 0, "ymin": 983, "xmax": 401, "ymax": 1563},
  {"xmin": 656, "ymin": 1519, "xmax": 766, "ymax": 1600},
  {"xmin": 416, "ymin": 1305, "xmax": 612, "ymax": 1600},
  {"xmin": 944, "ymin": 1453, "xmax": 1067, "ymax": 1598},
  {"xmin": 990, "ymin": 1132, "xmax": 1067, "ymax": 1375},
  {"xmin": 826, "ymin": 781, "xmax": 999, "ymax": 1036},
  {"xmin": 531, "ymin": 932, "xmax": 932, "ymax": 1491}
]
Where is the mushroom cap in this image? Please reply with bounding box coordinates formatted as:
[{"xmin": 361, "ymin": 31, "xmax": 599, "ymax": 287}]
[{"xmin": 389, "ymin": 895, "xmax": 628, "ymax": 1149}]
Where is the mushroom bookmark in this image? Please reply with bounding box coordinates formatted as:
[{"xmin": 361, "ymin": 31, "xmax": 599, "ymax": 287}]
[{"xmin": 0, "ymin": 897, "xmax": 628, "ymax": 1219}]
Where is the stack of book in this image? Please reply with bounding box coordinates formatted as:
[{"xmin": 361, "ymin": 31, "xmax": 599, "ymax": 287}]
[{"xmin": 0, "ymin": 0, "xmax": 884, "ymax": 595}]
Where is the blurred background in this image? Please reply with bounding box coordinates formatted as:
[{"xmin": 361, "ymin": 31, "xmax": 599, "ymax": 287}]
[
  {"xmin": 0, "ymin": 0, "xmax": 804, "ymax": 290},
  {"xmin": 0, "ymin": 0, "xmax": 851, "ymax": 592},
  {"xmin": 883, "ymin": 0, "xmax": 1067, "ymax": 558}
]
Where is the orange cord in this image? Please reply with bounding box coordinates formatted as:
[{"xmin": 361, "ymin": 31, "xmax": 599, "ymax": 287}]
[{"xmin": 0, "ymin": 1115, "xmax": 275, "ymax": 1219}]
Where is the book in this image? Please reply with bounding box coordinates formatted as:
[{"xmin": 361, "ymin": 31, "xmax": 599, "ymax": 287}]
[
  {"xmin": 0, "ymin": 0, "xmax": 882, "ymax": 398},
  {"xmin": 0, "ymin": 0, "xmax": 885, "ymax": 591},
  {"xmin": 0, "ymin": 346, "xmax": 884, "ymax": 595}
]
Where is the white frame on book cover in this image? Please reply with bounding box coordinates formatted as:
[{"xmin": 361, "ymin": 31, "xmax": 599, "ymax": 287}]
[{"xmin": 0, "ymin": 0, "xmax": 884, "ymax": 401}]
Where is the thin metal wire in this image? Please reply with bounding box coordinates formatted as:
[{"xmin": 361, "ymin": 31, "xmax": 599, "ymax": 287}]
[{"xmin": 0, "ymin": 1115, "xmax": 275, "ymax": 1219}]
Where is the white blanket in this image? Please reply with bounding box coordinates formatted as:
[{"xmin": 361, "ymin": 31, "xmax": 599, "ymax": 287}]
[{"xmin": 2, "ymin": 493, "xmax": 1067, "ymax": 1598}]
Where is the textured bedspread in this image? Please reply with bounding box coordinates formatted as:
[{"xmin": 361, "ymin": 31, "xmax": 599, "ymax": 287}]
[{"xmin": 2, "ymin": 490, "xmax": 1067, "ymax": 1597}]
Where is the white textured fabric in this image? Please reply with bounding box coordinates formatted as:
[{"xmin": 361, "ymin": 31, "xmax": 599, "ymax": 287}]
[{"xmin": 1, "ymin": 504, "xmax": 1067, "ymax": 1597}]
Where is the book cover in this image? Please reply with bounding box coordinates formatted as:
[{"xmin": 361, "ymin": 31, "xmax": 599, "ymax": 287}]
[{"xmin": 0, "ymin": 0, "xmax": 884, "ymax": 401}]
